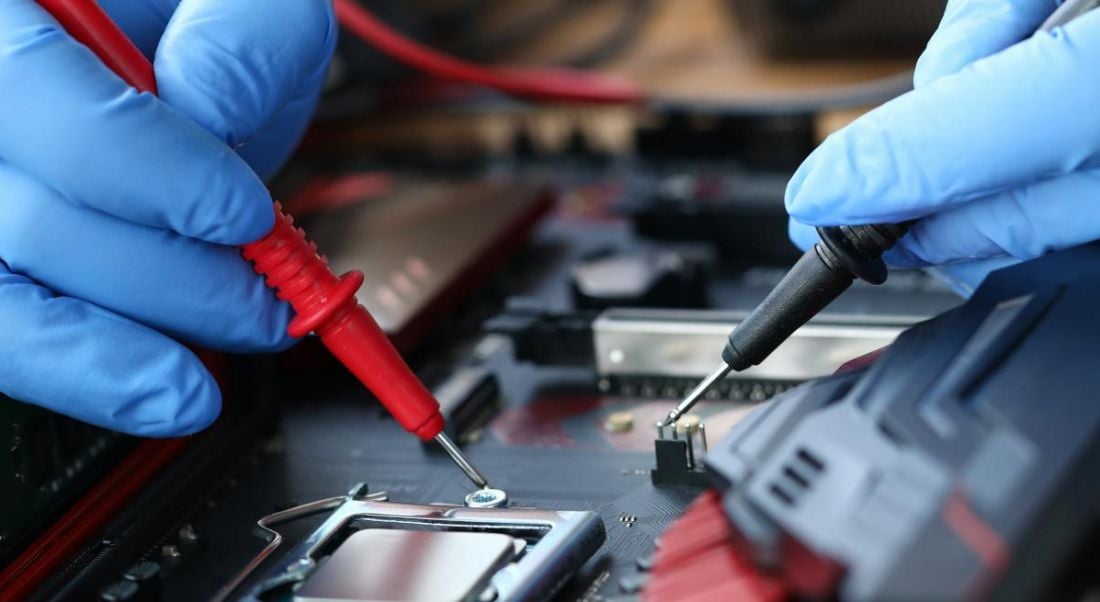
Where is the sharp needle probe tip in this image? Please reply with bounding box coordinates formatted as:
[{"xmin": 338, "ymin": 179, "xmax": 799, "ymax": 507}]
[
  {"xmin": 435, "ymin": 432, "xmax": 490, "ymax": 489},
  {"xmin": 666, "ymin": 362, "xmax": 731, "ymax": 425}
]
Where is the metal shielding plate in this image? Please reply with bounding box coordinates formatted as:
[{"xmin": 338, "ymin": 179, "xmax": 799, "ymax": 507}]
[
  {"xmin": 233, "ymin": 496, "xmax": 606, "ymax": 602},
  {"xmin": 594, "ymin": 309, "xmax": 917, "ymax": 381},
  {"xmin": 295, "ymin": 529, "xmax": 515, "ymax": 602}
]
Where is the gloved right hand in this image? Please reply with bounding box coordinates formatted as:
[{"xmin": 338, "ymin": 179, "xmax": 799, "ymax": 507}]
[
  {"xmin": 786, "ymin": 0, "xmax": 1100, "ymax": 296},
  {"xmin": 0, "ymin": 0, "xmax": 336, "ymax": 436}
]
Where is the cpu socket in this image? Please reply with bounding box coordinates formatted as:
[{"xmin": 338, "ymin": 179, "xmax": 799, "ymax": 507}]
[{"xmin": 217, "ymin": 484, "xmax": 605, "ymax": 602}]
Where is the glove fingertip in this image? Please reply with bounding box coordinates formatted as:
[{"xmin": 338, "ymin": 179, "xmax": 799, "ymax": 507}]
[
  {"xmin": 784, "ymin": 136, "xmax": 856, "ymax": 225},
  {"xmin": 925, "ymin": 255, "xmax": 1022, "ymax": 299},
  {"xmin": 205, "ymin": 166, "xmax": 276, "ymax": 245},
  {"xmin": 237, "ymin": 89, "xmax": 322, "ymax": 180},
  {"xmin": 162, "ymin": 366, "xmax": 222, "ymax": 436},
  {"xmin": 784, "ymin": 162, "xmax": 809, "ymax": 212},
  {"xmin": 882, "ymin": 245, "xmax": 928, "ymax": 269},
  {"xmin": 913, "ymin": 52, "xmax": 955, "ymax": 89},
  {"xmin": 787, "ymin": 219, "xmax": 818, "ymax": 252},
  {"xmin": 784, "ymin": 152, "xmax": 830, "ymax": 223},
  {"xmin": 150, "ymin": 135, "xmax": 276, "ymax": 245},
  {"xmin": 226, "ymin": 194, "xmax": 276, "ymax": 245},
  {"xmin": 155, "ymin": 0, "xmax": 336, "ymax": 149},
  {"xmin": 121, "ymin": 346, "xmax": 222, "ymax": 437},
  {"xmin": 252, "ymin": 298, "xmax": 297, "ymax": 353},
  {"xmin": 209, "ymin": 271, "xmax": 296, "ymax": 354},
  {"xmin": 912, "ymin": 17, "xmax": 980, "ymax": 89}
]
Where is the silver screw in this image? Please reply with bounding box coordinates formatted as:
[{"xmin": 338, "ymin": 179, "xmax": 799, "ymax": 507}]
[{"xmin": 465, "ymin": 488, "xmax": 508, "ymax": 508}]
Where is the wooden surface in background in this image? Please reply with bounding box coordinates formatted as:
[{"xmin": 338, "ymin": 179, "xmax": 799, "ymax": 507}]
[
  {"xmin": 307, "ymin": 0, "xmax": 928, "ymax": 156},
  {"xmin": 477, "ymin": 0, "xmax": 919, "ymax": 103}
]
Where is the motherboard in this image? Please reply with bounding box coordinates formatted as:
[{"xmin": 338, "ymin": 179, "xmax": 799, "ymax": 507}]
[{"xmin": 0, "ymin": 168, "xmax": 967, "ymax": 600}]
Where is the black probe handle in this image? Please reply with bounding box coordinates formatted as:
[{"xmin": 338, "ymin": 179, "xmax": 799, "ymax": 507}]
[
  {"xmin": 723, "ymin": 223, "xmax": 909, "ymax": 371},
  {"xmin": 722, "ymin": 247, "xmax": 852, "ymax": 371}
]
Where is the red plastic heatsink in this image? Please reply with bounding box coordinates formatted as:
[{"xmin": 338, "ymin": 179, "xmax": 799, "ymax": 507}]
[{"xmin": 645, "ymin": 491, "xmax": 787, "ymax": 602}]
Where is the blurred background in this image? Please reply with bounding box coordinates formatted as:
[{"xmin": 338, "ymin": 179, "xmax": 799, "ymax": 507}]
[
  {"xmin": 281, "ymin": 0, "xmax": 950, "ymax": 270},
  {"xmin": 313, "ymin": 0, "xmax": 943, "ymax": 151}
]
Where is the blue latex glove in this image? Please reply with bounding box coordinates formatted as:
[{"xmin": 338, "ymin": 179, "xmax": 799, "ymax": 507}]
[
  {"xmin": 0, "ymin": 0, "xmax": 336, "ymax": 436},
  {"xmin": 787, "ymin": 0, "xmax": 1100, "ymax": 297}
]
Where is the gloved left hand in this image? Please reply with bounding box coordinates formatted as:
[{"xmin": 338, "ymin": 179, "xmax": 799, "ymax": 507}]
[
  {"xmin": 0, "ymin": 0, "xmax": 336, "ymax": 436},
  {"xmin": 785, "ymin": 0, "xmax": 1100, "ymax": 296}
]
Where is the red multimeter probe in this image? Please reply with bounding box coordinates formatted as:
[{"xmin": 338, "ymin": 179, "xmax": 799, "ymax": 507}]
[{"xmin": 35, "ymin": 0, "xmax": 491, "ymax": 490}]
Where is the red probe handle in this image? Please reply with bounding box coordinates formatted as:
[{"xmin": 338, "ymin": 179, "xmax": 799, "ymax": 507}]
[
  {"xmin": 242, "ymin": 208, "xmax": 446, "ymax": 441},
  {"xmin": 37, "ymin": 0, "xmax": 447, "ymax": 441}
]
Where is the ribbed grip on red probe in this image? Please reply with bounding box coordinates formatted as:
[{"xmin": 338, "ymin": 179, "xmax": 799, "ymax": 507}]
[
  {"xmin": 242, "ymin": 206, "xmax": 445, "ymax": 441},
  {"xmin": 241, "ymin": 203, "xmax": 362, "ymax": 338}
]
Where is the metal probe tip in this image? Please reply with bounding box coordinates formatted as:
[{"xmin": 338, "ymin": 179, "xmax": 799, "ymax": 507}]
[
  {"xmin": 435, "ymin": 432, "xmax": 490, "ymax": 489},
  {"xmin": 666, "ymin": 362, "xmax": 731, "ymax": 424}
]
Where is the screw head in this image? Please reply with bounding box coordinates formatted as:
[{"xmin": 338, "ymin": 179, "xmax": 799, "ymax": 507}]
[{"xmin": 465, "ymin": 488, "xmax": 508, "ymax": 508}]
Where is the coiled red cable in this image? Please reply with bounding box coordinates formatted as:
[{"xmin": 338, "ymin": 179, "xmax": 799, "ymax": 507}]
[{"xmin": 332, "ymin": 0, "xmax": 643, "ymax": 104}]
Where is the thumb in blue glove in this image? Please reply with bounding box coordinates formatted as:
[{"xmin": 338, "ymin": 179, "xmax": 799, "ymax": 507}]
[
  {"xmin": 0, "ymin": 0, "xmax": 336, "ymax": 436},
  {"xmin": 786, "ymin": 0, "xmax": 1100, "ymax": 296}
]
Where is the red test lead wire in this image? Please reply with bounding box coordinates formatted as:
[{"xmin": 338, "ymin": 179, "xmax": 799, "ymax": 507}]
[
  {"xmin": 37, "ymin": 0, "xmax": 490, "ymax": 490},
  {"xmin": 332, "ymin": 0, "xmax": 644, "ymax": 105}
]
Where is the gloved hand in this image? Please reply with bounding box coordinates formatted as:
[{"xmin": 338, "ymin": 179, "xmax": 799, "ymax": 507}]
[
  {"xmin": 0, "ymin": 0, "xmax": 336, "ymax": 436},
  {"xmin": 786, "ymin": 0, "xmax": 1100, "ymax": 296}
]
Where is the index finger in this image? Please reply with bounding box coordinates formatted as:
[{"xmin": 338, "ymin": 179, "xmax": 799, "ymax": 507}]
[
  {"xmin": 785, "ymin": 10, "xmax": 1100, "ymax": 227},
  {"xmin": 0, "ymin": 0, "xmax": 273, "ymax": 245},
  {"xmin": 155, "ymin": 0, "xmax": 336, "ymax": 149},
  {"xmin": 914, "ymin": 0, "xmax": 1057, "ymax": 88}
]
